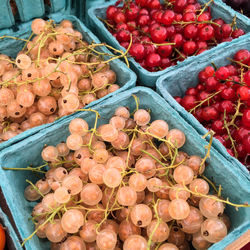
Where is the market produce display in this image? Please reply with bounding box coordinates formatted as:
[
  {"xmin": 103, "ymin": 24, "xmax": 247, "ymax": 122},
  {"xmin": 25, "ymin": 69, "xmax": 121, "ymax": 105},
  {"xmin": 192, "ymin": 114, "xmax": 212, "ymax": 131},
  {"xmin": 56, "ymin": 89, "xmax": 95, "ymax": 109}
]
[
  {"xmin": 223, "ymin": 0, "xmax": 250, "ymax": 18},
  {"xmin": 174, "ymin": 49, "xmax": 250, "ymax": 168},
  {"xmin": 0, "ymin": 18, "xmax": 123, "ymax": 143},
  {"xmin": 14, "ymin": 100, "xmax": 249, "ymax": 250},
  {"xmin": 0, "ymin": 0, "xmax": 250, "ymax": 249},
  {"xmin": 101, "ymin": 0, "xmax": 246, "ymax": 72}
]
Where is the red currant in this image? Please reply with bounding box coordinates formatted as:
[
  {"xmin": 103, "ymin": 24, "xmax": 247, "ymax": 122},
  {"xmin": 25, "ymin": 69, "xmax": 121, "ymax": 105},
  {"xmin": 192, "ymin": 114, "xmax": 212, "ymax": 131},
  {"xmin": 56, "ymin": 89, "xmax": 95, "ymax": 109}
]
[
  {"xmin": 183, "ymin": 41, "xmax": 197, "ymax": 55},
  {"xmin": 150, "ymin": 26, "xmax": 167, "ymax": 43},
  {"xmin": 146, "ymin": 53, "xmax": 161, "ymax": 67},
  {"xmin": 129, "ymin": 43, "xmax": 145, "ymax": 61}
]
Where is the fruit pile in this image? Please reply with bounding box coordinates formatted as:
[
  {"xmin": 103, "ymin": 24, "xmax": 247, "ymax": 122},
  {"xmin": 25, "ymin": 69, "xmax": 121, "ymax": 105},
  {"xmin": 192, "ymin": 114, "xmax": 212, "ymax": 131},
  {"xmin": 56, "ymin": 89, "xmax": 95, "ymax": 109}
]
[
  {"xmin": 174, "ymin": 49, "xmax": 250, "ymax": 168},
  {"xmin": 103, "ymin": 0, "xmax": 245, "ymax": 72},
  {"xmin": 20, "ymin": 101, "xmax": 247, "ymax": 250},
  {"xmin": 0, "ymin": 18, "xmax": 121, "ymax": 143}
]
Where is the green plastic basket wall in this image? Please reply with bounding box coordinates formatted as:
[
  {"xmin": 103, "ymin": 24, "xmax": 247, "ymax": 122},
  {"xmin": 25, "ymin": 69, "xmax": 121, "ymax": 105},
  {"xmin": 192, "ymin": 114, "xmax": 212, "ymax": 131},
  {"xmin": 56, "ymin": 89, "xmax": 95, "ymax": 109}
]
[
  {"xmin": 0, "ymin": 87, "xmax": 249, "ymax": 250},
  {"xmin": 156, "ymin": 33, "xmax": 250, "ymax": 178},
  {"xmin": 87, "ymin": 0, "xmax": 250, "ymax": 87},
  {"xmin": 0, "ymin": 14, "xmax": 136, "ymax": 151}
]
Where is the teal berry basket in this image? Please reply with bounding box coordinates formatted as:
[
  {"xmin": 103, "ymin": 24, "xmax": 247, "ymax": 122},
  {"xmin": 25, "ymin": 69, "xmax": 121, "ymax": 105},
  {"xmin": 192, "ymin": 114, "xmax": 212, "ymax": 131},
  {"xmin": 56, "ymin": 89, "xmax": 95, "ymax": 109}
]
[
  {"xmin": 0, "ymin": 0, "xmax": 75, "ymax": 31},
  {"xmin": 87, "ymin": 0, "xmax": 250, "ymax": 87},
  {"xmin": 0, "ymin": 87, "xmax": 249, "ymax": 250},
  {"xmin": 0, "ymin": 206, "xmax": 22, "ymax": 250},
  {"xmin": 0, "ymin": 14, "xmax": 136, "ymax": 151},
  {"xmin": 156, "ymin": 33, "xmax": 250, "ymax": 178}
]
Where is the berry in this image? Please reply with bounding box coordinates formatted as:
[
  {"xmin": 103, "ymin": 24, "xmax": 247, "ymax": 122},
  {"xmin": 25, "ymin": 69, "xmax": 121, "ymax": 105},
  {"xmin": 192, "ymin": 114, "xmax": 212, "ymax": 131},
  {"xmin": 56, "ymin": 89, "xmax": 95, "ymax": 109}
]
[
  {"xmin": 129, "ymin": 43, "xmax": 145, "ymax": 61},
  {"xmin": 146, "ymin": 53, "xmax": 161, "ymax": 67},
  {"xmin": 183, "ymin": 41, "xmax": 197, "ymax": 55},
  {"xmin": 151, "ymin": 26, "xmax": 167, "ymax": 43},
  {"xmin": 161, "ymin": 10, "xmax": 175, "ymax": 25},
  {"xmin": 180, "ymin": 95, "xmax": 197, "ymax": 110},
  {"xmin": 215, "ymin": 67, "xmax": 230, "ymax": 80},
  {"xmin": 234, "ymin": 50, "xmax": 250, "ymax": 64},
  {"xmin": 202, "ymin": 106, "xmax": 219, "ymax": 121}
]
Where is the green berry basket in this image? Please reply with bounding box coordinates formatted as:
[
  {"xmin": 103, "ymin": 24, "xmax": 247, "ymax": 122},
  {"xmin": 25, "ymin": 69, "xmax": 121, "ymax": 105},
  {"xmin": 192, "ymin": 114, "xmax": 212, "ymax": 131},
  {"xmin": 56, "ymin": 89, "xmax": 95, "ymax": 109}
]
[
  {"xmin": 0, "ymin": 87, "xmax": 249, "ymax": 250},
  {"xmin": 0, "ymin": 12, "xmax": 136, "ymax": 151},
  {"xmin": 87, "ymin": 0, "xmax": 250, "ymax": 87},
  {"xmin": 156, "ymin": 33, "xmax": 250, "ymax": 181}
]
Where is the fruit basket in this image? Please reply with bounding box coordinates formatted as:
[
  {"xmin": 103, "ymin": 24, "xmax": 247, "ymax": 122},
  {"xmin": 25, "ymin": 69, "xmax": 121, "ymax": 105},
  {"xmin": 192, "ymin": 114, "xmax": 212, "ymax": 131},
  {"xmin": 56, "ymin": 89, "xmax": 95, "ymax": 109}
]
[
  {"xmin": 87, "ymin": 0, "xmax": 250, "ymax": 87},
  {"xmin": 0, "ymin": 15, "xmax": 136, "ymax": 152},
  {"xmin": 0, "ymin": 87, "xmax": 249, "ymax": 250},
  {"xmin": 156, "ymin": 33, "xmax": 250, "ymax": 174},
  {"xmin": 0, "ymin": 0, "xmax": 74, "ymax": 31}
]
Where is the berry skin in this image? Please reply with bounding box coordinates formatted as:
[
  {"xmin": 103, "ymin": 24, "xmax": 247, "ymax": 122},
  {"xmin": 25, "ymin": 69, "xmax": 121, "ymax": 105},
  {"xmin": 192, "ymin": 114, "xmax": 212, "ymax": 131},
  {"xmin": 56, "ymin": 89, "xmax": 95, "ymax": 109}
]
[
  {"xmin": 157, "ymin": 45, "xmax": 172, "ymax": 58},
  {"xmin": 215, "ymin": 67, "xmax": 230, "ymax": 80},
  {"xmin": 114, "ymin": 11, "xmax": 126, "ymax": 24},
  {"xmin": 180, "ymin": 95, "xmax": 197, "ymax": 110},
  {"xmin": 151, "ymin": 26, "xmax": 167, "ymax": 43},
  {"xmin": 242, "ymin": 108, "xmax": 250, "ymax": 128},
  {"xmin": 129, "ymin": 43, "xmax": 145, "ymax": 61},
  {"xmin": 161, "ymin": 10, "xmax": 175, "ymax": 25},
  {"xmin": 146, "ymin": 53, "xmax": 161, "ymax": 67},
  {"xmin": 106, "ymin": 6, "xmax": 118, "ymax": 20},
  {"xmin": 234, "ymin": 50, "xmax": 250, "ymax": 64},
  {"xmin": 237, "ymin": 86, "xmax": 250, "ymax": 101},
  {"xmin": 202, "ymin": 106, "xmax": 219, "ymax": 121},
  {"xmin": 183, "ymin": 41, "xmax": 197, "ymax": 55},
  {"xmin": 184, "ymin": 24, "xmax": 198, "ymax": 39},
  {"xmin": 244, "ymin": 71, "xmax": 250, "ymax": 86},
  {"xmin": 199, "ymin": 25, "xmax": 214, "ymax": 41},
  {"xmin": 137, "ymin": 14, "xmax": 150, "ymax": 26}
]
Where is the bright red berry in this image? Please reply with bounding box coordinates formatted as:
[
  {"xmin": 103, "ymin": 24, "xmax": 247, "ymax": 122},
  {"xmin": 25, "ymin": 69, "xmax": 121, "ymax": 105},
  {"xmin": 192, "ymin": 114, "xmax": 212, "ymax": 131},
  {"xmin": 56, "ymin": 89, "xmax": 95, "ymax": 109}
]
[
  {"xmin": 137, "ymin": 14, "xmax": 150, "ymax": 26},
  {"xmin": 237, "ymin": 86, "xmax": 250, "ymax": 101},
  {"xmin": 116, "ymin": 29, "xmax": 130, "ymax": 42},
  {"xmin": 185, "ymin": 87, "xmax": 198, "ymax": 96},
  {"xmin": 244, "ymin": 71, "xmax": 250, "ymax": 86},
  {"xmin": 199, "ymin": 25, "xmax": 214, "ymax": 41},
  {"xmin": 114, "ymin": 11, "xmax": 126, "ymax": 24},
  {"xmin": 146, "ymin": 53, "xmax": 161, "ymax": 67},
  {"xmin": 221, "ymin": 24, "xmax": 232, "ymax": 38},
  {"xmin": 106, "ymin": 6, "xmax": 118, "ymax": 20},
  {"xmin": 202, "ymin": 106, "xmax": 219, "ymax": 121},
  {"xmin": 215, "ymin": 66, "xmax": 230, "ymax": 80},
  {"xmin": 171, "ymin": 33, "xmax": 183, "ymax": 48},
  {"xmin": 242, "ymin": 108, "xmax": 250, "ymax": 128},
  {"xmin": 161, "ymin": 10, "xmax": 175, "ymax": 25},
  {"xmin": 157, "ymin": 45, "xmax": 173, "ymax": 58},
  {"xmin": 232, "ymin": 29, "xmax": 245, "ymax": 39},
  {"xmin": 184, "ymin": 24, "xmax": 198, "ymax": 39},
  {"xmin": 151, "ymin": 26, "xmax": 167, "ymax": 43},
  {"xmin": 180, "ymin": 95, "xmax": 197, "ymax": 110},
  {"xmin": 183, "ymin": 41, "xmax": 197, "ymax": 55},
  {"xmin": 220, "ymin": 87, "xmax": 236, "ymax": 100},
  {"xmin": 234, "ymin": 50, "xmax": 250, "ymax": 65},
  {"xmin": 129, "ymin": 43, "xmax": 145, "ymax": 61}
]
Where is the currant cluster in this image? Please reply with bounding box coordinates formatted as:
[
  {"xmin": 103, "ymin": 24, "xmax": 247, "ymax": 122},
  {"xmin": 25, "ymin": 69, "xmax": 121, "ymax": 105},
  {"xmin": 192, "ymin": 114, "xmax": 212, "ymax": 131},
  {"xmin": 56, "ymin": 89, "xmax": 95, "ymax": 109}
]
[
  {"xmin": 174, "ymin": 49, "xmax": 250, "ymax": 168},
  {"xmin": 0, "ymin": 18, "xmax": 119, "ymax": 143},
  {"xmin": 21, "ymin": 102, "xmax": 239, "ymax": 250},
  {"xmin": 104, "ymin": 0, "xmax": 245, "ymax": 72}
]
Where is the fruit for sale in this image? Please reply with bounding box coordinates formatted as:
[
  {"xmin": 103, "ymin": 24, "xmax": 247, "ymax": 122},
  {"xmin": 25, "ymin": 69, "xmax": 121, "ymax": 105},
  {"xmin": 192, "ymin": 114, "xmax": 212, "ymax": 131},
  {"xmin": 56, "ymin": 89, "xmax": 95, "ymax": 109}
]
[
  {"xmin": 8, "ymin": 96, "xmax": 249, "ymax": 249},
  {"xmin": 102, "ymin": 0, "xmax": 245, "ymax": 72},
  {"xmin": 0, "ymin": 18, "xmax": 126, "ymax": 143},
  {"xmin": 175, "ymin": 49, "xmax": 250, "ymax": 168}
]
